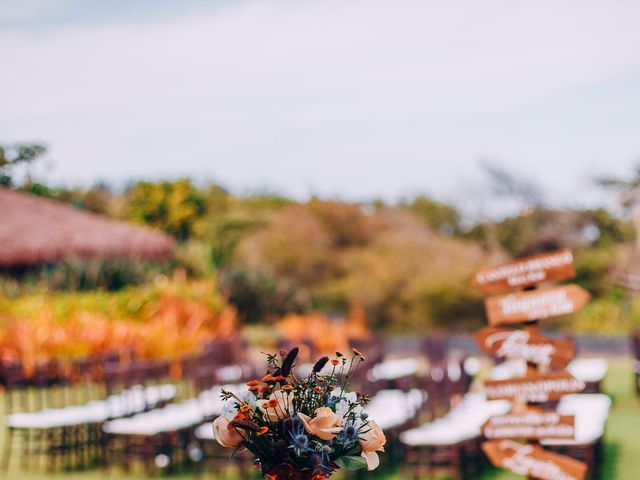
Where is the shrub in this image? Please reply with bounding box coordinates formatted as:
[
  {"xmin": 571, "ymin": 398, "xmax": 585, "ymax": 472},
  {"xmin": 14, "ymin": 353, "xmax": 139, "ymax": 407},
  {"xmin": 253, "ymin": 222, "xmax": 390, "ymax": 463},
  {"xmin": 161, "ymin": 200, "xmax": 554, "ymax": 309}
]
[
  {"xmin": 221, "ymin": 268, "xmax": 308, "ymax": 324},
  {"xmin": 0, "ymin": 279, "xmax": 235, "ymax": 369},
  {"xmin": 1, "ymin": 257, "xmax": 170, "ymax": 294}
]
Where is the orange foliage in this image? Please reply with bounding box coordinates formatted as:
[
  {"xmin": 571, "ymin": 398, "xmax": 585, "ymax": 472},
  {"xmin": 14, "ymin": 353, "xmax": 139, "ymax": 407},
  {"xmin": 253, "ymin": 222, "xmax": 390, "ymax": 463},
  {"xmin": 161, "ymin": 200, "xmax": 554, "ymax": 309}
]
[
  {"xmin": 0, "ymin": 280, "xmax": 239, "ymax": 373},
  {"xmin": 276, "ymin": 303, "xmax": 370, "ymax": 356}
]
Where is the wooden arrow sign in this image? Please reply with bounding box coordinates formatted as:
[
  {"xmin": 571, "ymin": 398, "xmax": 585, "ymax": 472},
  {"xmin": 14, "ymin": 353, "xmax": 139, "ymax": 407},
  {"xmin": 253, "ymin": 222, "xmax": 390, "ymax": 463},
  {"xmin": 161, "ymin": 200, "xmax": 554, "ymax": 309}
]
[
  {"xmin": 484, "ymin": 285, "xmax": 591, "ymax": 326},
  {"xmin": 482, "ymin": 440, "xmax": 587, "ymax": 480},
  {"xmin": 473, "ymin": 249, "xmax": 575, "ymax": 295},
  {"xmin": 474, "ymin": 327, "xmax": 575, "ymax": 368},
  {"xmin": 482, "ymin": 411, "xmax": 575, "ymax": 440},
  {"xmin": 485, "ymin": 371, "xmax": 585, "ymax": 403}
]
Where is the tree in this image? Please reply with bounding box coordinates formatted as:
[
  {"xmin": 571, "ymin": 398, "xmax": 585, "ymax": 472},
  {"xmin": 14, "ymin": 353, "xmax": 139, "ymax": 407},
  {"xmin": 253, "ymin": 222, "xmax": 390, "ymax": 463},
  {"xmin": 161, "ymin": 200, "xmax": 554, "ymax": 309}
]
[
  {"xmin": 404, "ymin": 196, "xmax": 461, "ymax": 235},
  {"xmin": 480, "ymin": 160, "xmax": 544, "ymax": 211},
  {"xmin": 597, "ymin": 165, "xmax": 640, "ymax": 252},
  {"xmin": 126, "ymin": 179, "xmax": 206, "ymax": 241},
  {"xmin": 0, "ymin": 143, "xmax": 47, "ymax": 187}
]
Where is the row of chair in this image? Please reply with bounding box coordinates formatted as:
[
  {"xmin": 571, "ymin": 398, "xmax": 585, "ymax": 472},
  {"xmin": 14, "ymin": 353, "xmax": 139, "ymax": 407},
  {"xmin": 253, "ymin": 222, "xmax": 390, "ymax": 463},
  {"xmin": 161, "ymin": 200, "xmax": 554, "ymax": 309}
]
[
  {"xmin": 98, "ymin": 351, "xmax": 474, "ymax": 476},
  {"xmin": 632, "ymin": 330, "xmax": 640, "ymax": 397},
  {"xmin": 2, "ymin": 383, "xmax": 177, "ymax": 471},
  {"xmin": 1, "ymin": 335, "xmax": 475, "ymax": 476},
  {"xmin": 399, "ymin": 392, "xmax": 611, "ymax": 480}
]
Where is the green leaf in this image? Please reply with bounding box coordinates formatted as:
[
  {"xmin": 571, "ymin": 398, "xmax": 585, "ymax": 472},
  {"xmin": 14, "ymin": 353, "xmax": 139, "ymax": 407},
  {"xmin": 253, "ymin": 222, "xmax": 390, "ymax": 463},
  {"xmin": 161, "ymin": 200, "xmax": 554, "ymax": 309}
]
[{"xmin": 335, "ymin": 455, "xmax": 367, "ymax": 470}]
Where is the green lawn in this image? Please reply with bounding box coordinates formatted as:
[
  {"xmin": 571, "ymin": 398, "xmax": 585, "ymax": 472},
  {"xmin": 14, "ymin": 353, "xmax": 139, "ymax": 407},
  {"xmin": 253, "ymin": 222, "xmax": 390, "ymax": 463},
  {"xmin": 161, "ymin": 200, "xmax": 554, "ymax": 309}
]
[{"xmin": 1, "ymin": 359, "xmax": 639, "ymax": 479}]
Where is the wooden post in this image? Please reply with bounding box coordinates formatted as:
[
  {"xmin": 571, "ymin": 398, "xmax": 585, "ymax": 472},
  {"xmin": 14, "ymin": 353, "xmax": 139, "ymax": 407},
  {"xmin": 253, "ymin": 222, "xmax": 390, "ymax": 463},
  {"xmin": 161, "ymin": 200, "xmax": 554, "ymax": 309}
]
[{"xmin": 473, "ymin": 249, "xmax": 589, "ymax": 480}]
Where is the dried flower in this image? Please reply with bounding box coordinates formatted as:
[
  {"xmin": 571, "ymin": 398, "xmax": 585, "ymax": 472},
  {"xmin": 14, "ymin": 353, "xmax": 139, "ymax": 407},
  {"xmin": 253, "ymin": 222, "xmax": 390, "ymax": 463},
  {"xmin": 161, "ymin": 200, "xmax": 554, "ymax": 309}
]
[
  {"xmin": 230, "ymin": 419, "xmax": 262, "ymax": 433},
  {"xmin": 312, "ymin": 356, "xmax": 330, "ymax": 373},
  {"xmin": 280, "ymin": 347, "xmax": 299, "ymax": 378}
]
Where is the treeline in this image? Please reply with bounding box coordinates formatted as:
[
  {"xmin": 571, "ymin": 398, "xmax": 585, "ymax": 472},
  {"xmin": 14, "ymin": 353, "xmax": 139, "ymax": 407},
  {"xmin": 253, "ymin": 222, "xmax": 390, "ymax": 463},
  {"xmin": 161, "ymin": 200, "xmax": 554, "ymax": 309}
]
[
  {"xmin": 4, "ymin": 177, "xmax": 635, "ymax": 332},
  {"xmin": 1, "ymin": 143, "xmax": 638, "ymax": 333}
]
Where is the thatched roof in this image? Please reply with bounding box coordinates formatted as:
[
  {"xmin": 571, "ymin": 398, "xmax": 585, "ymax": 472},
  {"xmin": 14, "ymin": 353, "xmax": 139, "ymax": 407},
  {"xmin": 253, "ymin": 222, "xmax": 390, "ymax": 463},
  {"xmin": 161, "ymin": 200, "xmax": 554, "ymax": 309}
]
[{"xmin": 0, "ymin": 187, "xmax": 174, "ymax": 268}]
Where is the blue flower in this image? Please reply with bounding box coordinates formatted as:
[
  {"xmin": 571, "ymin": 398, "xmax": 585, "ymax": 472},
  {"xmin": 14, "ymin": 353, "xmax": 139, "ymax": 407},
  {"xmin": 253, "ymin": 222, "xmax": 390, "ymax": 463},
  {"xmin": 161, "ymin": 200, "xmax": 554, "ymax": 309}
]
[
  {"xmin": 288, "ymin": 419, "xmax": 311, "ymax": 456},
  {"xmin": 336, "ymin": 422, "xmax": 359, "ymax": 449},
  {"xmin": 311, "ymin": 453, "xmax": 332, "ymax": 475}
]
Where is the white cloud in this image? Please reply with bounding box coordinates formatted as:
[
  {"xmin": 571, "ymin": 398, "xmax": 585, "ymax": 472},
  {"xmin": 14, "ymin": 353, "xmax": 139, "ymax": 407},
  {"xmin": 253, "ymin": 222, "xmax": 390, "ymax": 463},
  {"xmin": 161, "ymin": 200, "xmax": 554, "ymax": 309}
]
[{"xmin": 1, "ymin": 0, "xmax": 640, "ymax": 213}]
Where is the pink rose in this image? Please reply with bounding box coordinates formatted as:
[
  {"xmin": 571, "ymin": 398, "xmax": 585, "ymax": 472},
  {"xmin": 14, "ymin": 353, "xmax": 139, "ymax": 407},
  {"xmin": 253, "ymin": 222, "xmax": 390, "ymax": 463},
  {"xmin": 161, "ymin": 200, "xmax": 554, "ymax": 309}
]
[
  {"xmin": 359, "ymin": 420, "xmax": 386, "ymax": 471},
  {"xmin": 212, "ymin": 416, "xmax": 243, "ymax": 448},
  {"xmin": 258, "ymin": 390, "xmax": 294, "ymax": 422},
  {"xmin": 298, "ymin": 407, "xmax": 342, "ymax": 441}
]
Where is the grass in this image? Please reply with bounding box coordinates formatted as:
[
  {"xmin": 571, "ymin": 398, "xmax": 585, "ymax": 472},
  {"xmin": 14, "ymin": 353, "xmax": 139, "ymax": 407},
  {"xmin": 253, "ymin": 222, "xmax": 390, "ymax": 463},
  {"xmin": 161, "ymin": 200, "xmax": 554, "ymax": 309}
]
[{"xmin": 1, "ymin": 359, "xmax": 639, "ymax": 479}]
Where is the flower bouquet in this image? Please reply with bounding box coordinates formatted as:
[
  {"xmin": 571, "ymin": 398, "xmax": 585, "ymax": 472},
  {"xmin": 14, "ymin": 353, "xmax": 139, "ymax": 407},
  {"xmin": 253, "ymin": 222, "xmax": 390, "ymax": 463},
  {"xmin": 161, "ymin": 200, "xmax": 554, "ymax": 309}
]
[{"xmin": 212, "ymin": 347, "xmax": 386, "ymax": 479}]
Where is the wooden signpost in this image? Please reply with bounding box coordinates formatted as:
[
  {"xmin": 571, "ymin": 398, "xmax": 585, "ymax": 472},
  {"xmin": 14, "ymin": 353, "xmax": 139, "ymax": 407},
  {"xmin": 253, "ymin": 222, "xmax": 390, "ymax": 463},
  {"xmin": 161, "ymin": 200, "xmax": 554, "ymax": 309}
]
[
  {"xmin": 474, "ymin": 326, "xmax": 575, "ymax": 369},
  {"xmin": 482, "ymin": 440, "xmax": 588, "ymax": 480},
  {"xmin": 482, "ymin": 411, "xmax": 575, "ymax": 440},
  {"xmin": 484, "ymin": 285, "xmax": 591, "ymax": 326},
  {"xmin": 484, "ymin": 372, "xmax": 585, "ymax": 403},
  {"xmin": 472, "ymin": 248, "xmax": 589, "ymax": 480},
  {"xmin": 473, "ymin": 248, "xmax": 575, "ymax": 295}
]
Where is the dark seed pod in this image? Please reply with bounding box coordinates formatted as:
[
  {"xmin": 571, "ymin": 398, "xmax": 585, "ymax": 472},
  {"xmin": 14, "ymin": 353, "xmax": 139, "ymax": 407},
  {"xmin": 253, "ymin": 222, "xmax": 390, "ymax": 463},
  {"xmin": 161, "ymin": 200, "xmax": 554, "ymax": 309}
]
[
  {"xmin": 280, "ymin": 347, "xmax": 299, "ymax": 378},
  {"xmin": 283, "ymin": 417, "xmax": 295, "ymax": 433},
  {"xmin": 312, "ymin": 356, "xmax": 329, "ymax": 373},
  {"xmin": 230, "ymin": 420, "xmax": 261, "ymax": 432}
]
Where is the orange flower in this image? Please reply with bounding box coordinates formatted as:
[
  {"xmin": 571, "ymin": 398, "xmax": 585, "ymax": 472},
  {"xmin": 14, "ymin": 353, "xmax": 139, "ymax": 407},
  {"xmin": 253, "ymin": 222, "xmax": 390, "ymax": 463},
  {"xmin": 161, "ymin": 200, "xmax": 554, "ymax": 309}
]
[
  {"xmin": 233, "ymin": 412, "xmax": 248, "ymax": 422},
  {"xmin": 282, "ymin": 385, "xmax": 293, "ymax": 391},
  {"xmin": 331, "ymin": 359, "xmax": 339, "ymax": 366},
  {"xmin": 239, "ymin": 405, "xmax": 252, "ymax": 413},
  {"xmin": 259, "ymin": 385, "xmax": 270, "ymax": 393},
  {"xmin": 351, "ymin": 348, "xmax": 364, "ymax": 360},
  {"xmin": 261, "ymin": 374, "xmax": 275, "ymax": 382},
  {"xmin": 314, "ymin": 386, "xmax": 322, "ymax": 393},
  {"xmin": 257, "ymin": 426, "xmax": 269, "ymax": 436},
  {"xmin": 272, "ymin": 375, "xmax": 286, "ymax": 382},
  {"xmin": 248, "ymin": 384, "xmax": 261, "ymax": 392},
  {"xmin": 247, "ymin": 380, "xmax": 261, "ymax": 387}
]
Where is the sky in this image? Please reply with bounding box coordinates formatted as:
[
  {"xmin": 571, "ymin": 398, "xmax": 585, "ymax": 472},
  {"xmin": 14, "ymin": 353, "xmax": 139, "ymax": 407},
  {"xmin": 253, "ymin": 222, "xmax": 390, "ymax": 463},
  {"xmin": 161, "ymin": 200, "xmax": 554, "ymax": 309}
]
[{"xmin": 2, "ymin": 0, "xmax": 640, "ymax": 216}]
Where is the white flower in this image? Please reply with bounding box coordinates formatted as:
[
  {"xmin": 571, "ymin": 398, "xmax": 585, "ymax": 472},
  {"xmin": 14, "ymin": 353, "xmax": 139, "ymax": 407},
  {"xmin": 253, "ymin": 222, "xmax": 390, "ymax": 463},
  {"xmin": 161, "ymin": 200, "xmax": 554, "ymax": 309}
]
[
  {"xmin": 334, "ymin": 391, "xmax": 361, "ymax": 420},
  {"xmin": 239, "ymin": 391, "xmax": 258, "ymax": 409},
  {"xmin": 221, "ymin": 400, "xmax": 237, "ymax": 420},
  {"xmin": 221, "ymin": 391, "xmax": 257, "ymax": 420}
]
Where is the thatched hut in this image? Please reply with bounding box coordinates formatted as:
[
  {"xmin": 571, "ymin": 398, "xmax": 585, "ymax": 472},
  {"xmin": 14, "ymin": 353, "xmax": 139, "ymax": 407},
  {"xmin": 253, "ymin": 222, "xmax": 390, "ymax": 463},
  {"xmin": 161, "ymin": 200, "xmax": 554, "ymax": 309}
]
[{"xmin": 0, "ymin": 187, "xmax": 173, "ymax": 269}]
